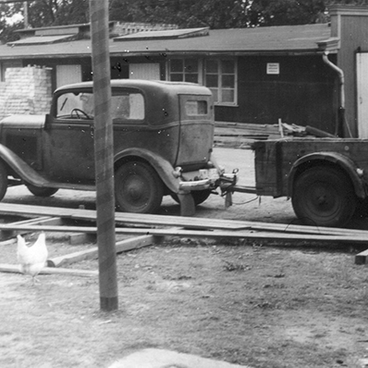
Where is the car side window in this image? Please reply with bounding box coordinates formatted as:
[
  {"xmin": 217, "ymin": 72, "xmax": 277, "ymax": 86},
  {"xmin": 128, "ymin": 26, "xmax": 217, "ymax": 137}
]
[
  {"xmin": 56, "ymin": 91, "xmax": 144, "ymax": 121},
  {"xmin": 111, "ymin": 92, "xmax": 144, "ymax": 121},
  {"xmin": 56, "ymin": 92, "xmax": 94, "ymax": 119}
]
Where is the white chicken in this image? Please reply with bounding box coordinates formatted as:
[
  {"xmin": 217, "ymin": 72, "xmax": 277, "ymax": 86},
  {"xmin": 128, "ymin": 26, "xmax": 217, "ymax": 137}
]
[{"xmin": 17, "ymin": 232, "xmax": 48, "ymax": 284}]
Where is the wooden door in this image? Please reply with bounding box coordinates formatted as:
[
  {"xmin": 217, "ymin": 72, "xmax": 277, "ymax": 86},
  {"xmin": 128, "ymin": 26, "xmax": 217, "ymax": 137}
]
[
  {"xmin": 129, "ymin": 63, "xmax": 160, "ymax": 80},
  {"xmin": 56, "ymin": 64, "xmax": 82, "ymax": 88},
  {"xmin": 357, "ymin": 53, "xmax": 368, "ymax": 138}
]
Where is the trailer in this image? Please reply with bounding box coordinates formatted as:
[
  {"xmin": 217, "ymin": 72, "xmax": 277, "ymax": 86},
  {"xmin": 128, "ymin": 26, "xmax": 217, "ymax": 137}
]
[{"xmin": 226, "ymin": 137, "xmax": 368, "ymax": 227}]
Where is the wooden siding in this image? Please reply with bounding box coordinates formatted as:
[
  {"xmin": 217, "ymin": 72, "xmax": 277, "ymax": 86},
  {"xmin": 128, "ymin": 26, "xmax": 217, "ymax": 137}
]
[
  {"xmin": 215, "ymin": 55, "xmax": 338, "ymax": 133},
  {"xmin": 330, "ymin": 7, "xmax": 368, "ymax": 138}
]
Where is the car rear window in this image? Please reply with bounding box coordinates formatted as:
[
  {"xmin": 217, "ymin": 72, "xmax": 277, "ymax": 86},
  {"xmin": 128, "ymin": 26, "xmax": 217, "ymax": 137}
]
[{"xmin": 185, "ymin": 100, "xmax": 208, "ymax": 116}]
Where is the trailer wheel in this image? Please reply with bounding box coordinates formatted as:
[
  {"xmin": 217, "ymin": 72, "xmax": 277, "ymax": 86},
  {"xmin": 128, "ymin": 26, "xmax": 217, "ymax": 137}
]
[
  {"xmin": 0, "ymin": 161, "xmax": 8, "ymax": 201},
  {"xmin": 115, "ymin": 161, "xmax": 163, "ymax": 213},
  {"xmin": 292, "ymin": 166, "xmax": 356, "ymax": 227},
  {"xmin": 26, "ymin": 184, "xmax": 58, "ymax": 197}
]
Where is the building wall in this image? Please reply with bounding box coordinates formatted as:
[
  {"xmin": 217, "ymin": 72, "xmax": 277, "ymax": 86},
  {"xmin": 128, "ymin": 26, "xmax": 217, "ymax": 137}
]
[
  {"xmin": 7, "ymin": 55, "xmax": 338, "ymax": 133},
  {"xmin": 0, "ymin": 66, "xmax": 52, "ymax": 120},
  {"xmin": 330, "ymin": 6, "xmax": 368, "ymax": 137},
  {"xmin": 215, "ymin": 55, "xmax": 338, "ymax": 133}
]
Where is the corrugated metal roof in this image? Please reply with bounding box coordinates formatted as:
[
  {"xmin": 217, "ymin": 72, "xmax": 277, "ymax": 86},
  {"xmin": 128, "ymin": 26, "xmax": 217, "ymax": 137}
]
[{"xmin": 0, "ymin": 23, "xmax": 333, "ymax": 60}]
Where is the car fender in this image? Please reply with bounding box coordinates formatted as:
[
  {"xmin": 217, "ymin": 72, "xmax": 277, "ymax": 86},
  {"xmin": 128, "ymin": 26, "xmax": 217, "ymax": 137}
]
[
  {"xmin": 0, "ymin": 144, "xmax": 50, "ymax": 187},
  {"xmin": 114, "ymin": 148, "xmax": 180, "ymax": 193},
  {"xmin": 288, "ymin": 152, "xmax": 366, "ymax": 199}
]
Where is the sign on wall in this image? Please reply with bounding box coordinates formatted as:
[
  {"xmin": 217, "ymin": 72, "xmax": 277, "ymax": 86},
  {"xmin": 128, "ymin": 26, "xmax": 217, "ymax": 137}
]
[{"xmin": 267, "ymin": 63, "xmax": 280, "ymax": 75}]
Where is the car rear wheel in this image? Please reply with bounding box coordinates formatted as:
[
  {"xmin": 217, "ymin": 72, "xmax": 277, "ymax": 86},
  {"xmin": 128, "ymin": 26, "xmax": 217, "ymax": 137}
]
[
  {"xmin": 171, "ymin": 189, "xmax": 211, "ymax": 206},
  {"xmin": 26, "ymin": 184, "xmax": 59, "ymax": 197},
  {"xmin": 115, "ymin": 161, "xmax": 163, "ymax": 213},
  {"xmin": 292, "ymin": 166, "xmax": 356, "ymax": 227}
]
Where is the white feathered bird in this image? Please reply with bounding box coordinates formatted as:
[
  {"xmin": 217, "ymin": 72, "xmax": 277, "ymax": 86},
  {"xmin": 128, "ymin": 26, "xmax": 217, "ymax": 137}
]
[{"xmin": 17, "ymin": 232, "xmax": 48, "ymax": 284}]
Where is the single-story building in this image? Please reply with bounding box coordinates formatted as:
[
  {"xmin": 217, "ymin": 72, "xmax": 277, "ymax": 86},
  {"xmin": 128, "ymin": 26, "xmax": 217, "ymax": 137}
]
[{"xmin": 0, "ymin": 5, "xmax": 367, "ymax": 137}]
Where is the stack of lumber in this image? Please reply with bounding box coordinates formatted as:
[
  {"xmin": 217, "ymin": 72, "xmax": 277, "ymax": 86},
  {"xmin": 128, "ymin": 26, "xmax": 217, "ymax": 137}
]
[
  {"xmin": 0, "ymin": 203, "xmax": 366, "ymax": 244},
  {"xmin": 0, "ymin": 203, "xmax": 367, "ymax": 272},
  {"xmin": 214, "ymin": 122, "xmax": 281, "ymax": 148}
]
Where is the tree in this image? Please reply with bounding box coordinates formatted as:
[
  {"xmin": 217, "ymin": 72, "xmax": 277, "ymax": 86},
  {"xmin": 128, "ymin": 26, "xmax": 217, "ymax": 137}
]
[
  {"xmin": 248, "ymin": 0, "xmax": 326, "ymax": 26},
  {"xmin": 1, "ymin": 0, "xmax": 368, "ymax": 45},
  {"xmin": 109, "ymin": 0, "xmax": 251, "ymax": 28},
  {"xmin": 26, "ymin": 0, "xmax": 89, "ymax": 28},
  {"xmin": 248, "ymin": 0, "xmax": 368, "ymax": 27}
]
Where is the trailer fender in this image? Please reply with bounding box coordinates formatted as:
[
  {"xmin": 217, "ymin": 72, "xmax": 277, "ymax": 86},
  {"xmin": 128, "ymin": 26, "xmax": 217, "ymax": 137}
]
[
  {"xmin": 288, "ymin": 152, "xmax": 366, "ymax": 199},
  {"xmin": 114, "ymin": 148, "xmax": 180, "ymax": 193},
  {"xmin": 0, "ymin": 144, "xmax": 51, "ymax": 187}
]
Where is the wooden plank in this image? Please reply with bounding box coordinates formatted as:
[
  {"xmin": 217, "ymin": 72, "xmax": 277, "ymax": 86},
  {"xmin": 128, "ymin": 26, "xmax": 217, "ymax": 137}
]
[
  {"xmin": 68, "ymin": 233, "xmax": 96, "ymax": 245},
  {"xmin": 0, "ymin": 222, "xmax": 366, "ymax": 244},
  {"xmin": 47, "ymin": 247, "xmax": 99, "ymax": 267},
  {"xmin": 355, "ymin": 249, "xmax": 368, "ymax": 265},
  {"xmin": 115, "ymin": 234, "xmax": 159, "ymax": 253},
  {"xmin": 0, "ymin": 203, "xmax": 246, "ymax": 230},
  {"xmin": 47, "ymin": 235, "xmax": 158, "ymax": 267},
  {"xmin": 0, "ymin": 203, "xmax": 367, "ymax": 237},
  {"xmin": 0, "ymin": 264, "xmax": 98, "ymax": 277},
  {"xmin": 0, "ymin": 216, "xmax": 62, "ymax": 240}
]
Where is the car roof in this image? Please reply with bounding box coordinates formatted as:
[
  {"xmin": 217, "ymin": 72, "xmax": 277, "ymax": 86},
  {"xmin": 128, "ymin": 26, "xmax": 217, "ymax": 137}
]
[{"xmin": 55, "ymin": 79, "xmax": 212, "ymax": 96}]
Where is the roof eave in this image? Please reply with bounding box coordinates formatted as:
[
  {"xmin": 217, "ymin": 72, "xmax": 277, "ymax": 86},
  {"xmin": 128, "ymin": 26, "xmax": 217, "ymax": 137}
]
[{"xmin": 316, "ymin": 37, "xmax": 341, "ymax": 53}]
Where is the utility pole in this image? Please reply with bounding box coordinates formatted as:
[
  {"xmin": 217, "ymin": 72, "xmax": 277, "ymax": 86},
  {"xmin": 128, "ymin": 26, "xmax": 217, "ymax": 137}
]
[{"xmin": 89, "ymin": 0, "xmax": 118, "ymax": 311}]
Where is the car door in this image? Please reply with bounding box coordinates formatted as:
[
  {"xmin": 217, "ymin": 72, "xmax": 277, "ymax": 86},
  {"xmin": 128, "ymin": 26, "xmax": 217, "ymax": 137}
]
[{"xmin": 43, "ymin": 89, "xmax": 95, "ymax": 184}]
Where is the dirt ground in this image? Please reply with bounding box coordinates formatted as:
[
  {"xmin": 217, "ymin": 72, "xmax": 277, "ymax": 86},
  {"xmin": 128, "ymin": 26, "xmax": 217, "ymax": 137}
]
[{"xmin": 1, "ymin": 147, "xmax": 368, "ymax": 368}]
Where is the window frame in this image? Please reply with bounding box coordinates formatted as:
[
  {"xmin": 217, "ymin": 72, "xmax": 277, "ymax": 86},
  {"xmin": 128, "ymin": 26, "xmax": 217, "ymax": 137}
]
[
  {"xmin": 166, "ymin": 57, "xmax": 238, "ymax": 107},
  {"xmin": 204, "ymin": 58, "xmax": 238, "ymax": 107},
  {"xmin": 168, "ymin": 58, "xmax": 202, "ymax": 84}
]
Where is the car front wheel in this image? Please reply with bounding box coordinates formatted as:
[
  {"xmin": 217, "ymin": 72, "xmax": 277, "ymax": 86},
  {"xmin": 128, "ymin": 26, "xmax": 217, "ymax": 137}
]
[{"xmin": 115, "ymin": 161, "xmax": 163, "ymax": 213}]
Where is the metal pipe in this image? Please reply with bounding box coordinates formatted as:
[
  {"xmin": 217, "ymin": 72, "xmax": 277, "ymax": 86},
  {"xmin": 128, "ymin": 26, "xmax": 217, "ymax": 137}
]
[
  {"xmin": 322, "ymin": 52, "xmax": 351, "ymax": 137},
  {"xmin": 323, "ymin": 52, "xmax": 345, "ymax": 107}
]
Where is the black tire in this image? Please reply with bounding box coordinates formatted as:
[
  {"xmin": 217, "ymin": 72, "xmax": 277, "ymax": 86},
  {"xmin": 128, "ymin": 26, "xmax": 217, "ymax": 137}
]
[
  {"xmin": 0, "ymin": 161, "xmax": 8, "ymax": 201},
  {"xmin": 115, "ymin": 161, "xmax": 163, "ymax": 213},
  {"xmin": 26, "ymin": 184, "xmax": 58, "ymax": 197},
  {"xmin": 171, "ymin": 190, "xmax": 211, "ymax": 206},
  {"xmin": 355, "ymin": 198, "xmax": 368, "ymax": 218},
  {"xmin": 292, "ymin": 166, "xmax": 356, "ymax": 227}
]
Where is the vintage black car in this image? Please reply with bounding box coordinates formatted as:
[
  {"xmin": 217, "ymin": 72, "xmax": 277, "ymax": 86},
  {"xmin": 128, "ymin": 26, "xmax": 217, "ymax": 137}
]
[{"xmin": 0, "ymin": 79, "xmax": 235, "ymax": 213}]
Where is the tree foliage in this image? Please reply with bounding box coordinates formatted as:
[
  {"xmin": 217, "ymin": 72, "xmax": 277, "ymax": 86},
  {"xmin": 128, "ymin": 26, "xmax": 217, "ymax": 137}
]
[
  {"xmin": 109, "ymin": 0, "xmax": 250, "ymax": 29},
  {"xmin": 1, "ymin": 0, "xmax": 368, "ymax": 44}
]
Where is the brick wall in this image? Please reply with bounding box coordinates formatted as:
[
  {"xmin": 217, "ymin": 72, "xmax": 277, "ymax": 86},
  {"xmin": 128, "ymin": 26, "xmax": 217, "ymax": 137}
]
[{"xmin": 0, "ymin": 65, "xmax": 52, "ymax": 120}]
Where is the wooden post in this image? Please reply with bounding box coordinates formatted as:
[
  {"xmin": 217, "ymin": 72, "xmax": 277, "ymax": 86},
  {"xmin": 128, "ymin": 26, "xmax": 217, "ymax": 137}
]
[{"xmin": 89, "ymin": 0, "xmax": 118, "ymax": 311}]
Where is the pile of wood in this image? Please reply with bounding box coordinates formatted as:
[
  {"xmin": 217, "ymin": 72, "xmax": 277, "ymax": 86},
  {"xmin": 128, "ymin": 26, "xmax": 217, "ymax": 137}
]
[
  {"xmin": 214, "ymin": 121, "xmax": 336, "ymax": 149},
  {"xmin": 214, "ymin": 122, "xmax": 281, "ymax": 148}
]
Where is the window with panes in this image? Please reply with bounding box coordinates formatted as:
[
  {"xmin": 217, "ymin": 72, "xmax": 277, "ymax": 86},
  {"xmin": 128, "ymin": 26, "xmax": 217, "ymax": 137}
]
[
  {"xmin": 168, "ymin": 58, "xmax": 237, "ymax": 105},
  {"xmin": 205, "ymin": 59, "xmax": 236, "ymax": 105},
  {"xmin": 169, "ymin": 59, "xmax": 199, "ymax": 83}
]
